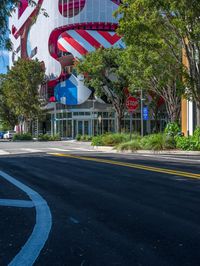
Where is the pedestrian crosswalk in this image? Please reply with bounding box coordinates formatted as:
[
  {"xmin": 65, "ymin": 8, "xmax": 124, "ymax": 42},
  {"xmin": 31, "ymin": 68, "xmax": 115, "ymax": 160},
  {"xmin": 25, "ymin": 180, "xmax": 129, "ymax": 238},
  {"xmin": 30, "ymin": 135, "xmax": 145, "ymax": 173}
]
[
  {"xmin": 0, "ymin": 146, "xmax": 96, "ymax": 155},
  {"xmin": 0, "ymin": 150, "xmax": 10, "ymax": 155}
]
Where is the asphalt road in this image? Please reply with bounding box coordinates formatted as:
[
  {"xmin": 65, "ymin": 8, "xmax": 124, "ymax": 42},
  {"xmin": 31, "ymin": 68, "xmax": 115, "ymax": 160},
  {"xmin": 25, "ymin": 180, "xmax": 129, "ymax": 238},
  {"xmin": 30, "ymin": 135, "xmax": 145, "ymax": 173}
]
[{"xmin": 0, "ymin": 148, "xmax": 200, "ymax": 266}]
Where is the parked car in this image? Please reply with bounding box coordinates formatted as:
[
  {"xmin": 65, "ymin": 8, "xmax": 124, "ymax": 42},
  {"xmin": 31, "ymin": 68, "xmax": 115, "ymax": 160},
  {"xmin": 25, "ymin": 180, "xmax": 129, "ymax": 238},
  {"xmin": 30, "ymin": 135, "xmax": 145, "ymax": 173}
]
[
  {"xmin": 3, "ymin": 130, "xmax": 16, "ymax": 140},
  {"xmin": 0, "ymin": 131, "xmax": 5, "ymax": 139}
]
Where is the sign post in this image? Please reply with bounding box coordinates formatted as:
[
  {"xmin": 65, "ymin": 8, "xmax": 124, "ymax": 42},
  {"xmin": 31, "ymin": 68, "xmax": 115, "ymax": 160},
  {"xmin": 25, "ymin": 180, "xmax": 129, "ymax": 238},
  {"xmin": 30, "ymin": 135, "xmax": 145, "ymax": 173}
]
[{"xmin": 126, "ymin": 96, "xmax": 139, "ymax": 140}]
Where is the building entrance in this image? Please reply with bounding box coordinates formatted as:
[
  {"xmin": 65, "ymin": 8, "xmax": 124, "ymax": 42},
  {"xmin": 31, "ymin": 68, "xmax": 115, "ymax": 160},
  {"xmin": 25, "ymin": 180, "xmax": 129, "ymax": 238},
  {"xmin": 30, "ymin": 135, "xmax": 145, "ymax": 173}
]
[{"xmin": 74, "ymin": 120, "xmax": 90, "ymax": 137}]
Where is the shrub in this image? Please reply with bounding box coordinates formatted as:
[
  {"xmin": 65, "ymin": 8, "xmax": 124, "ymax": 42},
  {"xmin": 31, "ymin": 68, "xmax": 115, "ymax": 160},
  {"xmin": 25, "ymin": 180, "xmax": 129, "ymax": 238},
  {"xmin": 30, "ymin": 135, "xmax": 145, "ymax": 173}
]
[
  {"xmin": 175, "ymin": 136, "xmax": 200, "ymax": 151},
  {"xmin": 141, "ymin": 133, "xmax": 165, "ymax": 150},
  {"xmin": 91, "ymin": 135, "xmax": 104, "ymax": 146},
  {"xmin": 80, "ymin": 135, "xmax": 92, "ymax": 141},
  {"xmin": 163, "ymin": 135, "xmax": 176, "ymax": 149},
  {"xmin": 76, "ymin": 135, "xmax": 92, "ymax": 141},
  {"xmin": 38, "ymin": 134, "xmax": 61, "ymax": 141},
  {"xmin": 91, "ymin": 133, "xmax": 132, "ymax": 146},
  {"xmin": 101, "ymin": 133, "xmax": 129, "ymax": 146},
  {"xmin": 76, "ymin": 134, "xmax": 81, "ymax": 141},
  {"xmin": 193, "ymin": 127, "xmax": 200, "ymax": 141},
  {"xmin": 164, "ymin": 122, "xmax": 181, "ymax": 136},
  {"xmin": 117, "ymin": 140, "xmax": 141, "ymax": 151},
  {"xmin": 13, "ymin": 133, "xmax": 32, "ymax": 141},
  {"xmin": 51, "ymin": 134, "xmax": 61, "ymax": 141}
]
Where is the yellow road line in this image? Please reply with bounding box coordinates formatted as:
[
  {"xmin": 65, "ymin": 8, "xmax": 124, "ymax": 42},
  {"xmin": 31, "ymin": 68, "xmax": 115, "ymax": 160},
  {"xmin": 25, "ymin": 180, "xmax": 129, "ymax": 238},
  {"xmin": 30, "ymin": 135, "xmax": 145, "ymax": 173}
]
[{"xmin": 48, "ymin": 153, "xmax": 200, "ymax": 180}]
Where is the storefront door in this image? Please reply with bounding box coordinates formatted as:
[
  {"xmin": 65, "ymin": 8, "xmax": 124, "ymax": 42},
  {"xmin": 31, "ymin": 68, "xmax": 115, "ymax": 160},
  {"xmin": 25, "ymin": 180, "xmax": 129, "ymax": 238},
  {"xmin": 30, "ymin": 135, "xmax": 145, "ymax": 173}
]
[{"xmin": 76, "ymin": 120, "xmax": 90, "ymax": 136}]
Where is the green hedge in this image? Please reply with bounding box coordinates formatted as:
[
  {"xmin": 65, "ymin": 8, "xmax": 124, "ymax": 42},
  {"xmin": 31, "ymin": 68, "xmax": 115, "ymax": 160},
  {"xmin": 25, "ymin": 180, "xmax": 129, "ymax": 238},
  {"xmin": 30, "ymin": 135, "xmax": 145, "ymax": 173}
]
[
  {"xmin": 38, "ymin": 134, "xmax": 61, "ymax": 141},
  {"xmin": 76, "ymin": 134, "xmax": 92, "ymax": 141},
  {"xmin": 116, "ymin": 133, "xmax": 176, "ymax": 151},
  {"xmin": 13, "ymin": 133, "xmax": 32, "ymax": 141},
  {"xmin": 90, "ymin": 128, "xmax": 200, "ymax": 151},
  {"xmin": 117, "ymin": 140, "xmax": 141, "ymax": 151},
  {"xmin": 174, "ymin": 127, "xmax": 200, "ymax": 151},
  {"xmin": 164, "ymin": 122, "xmax": 181, "ymax": 136},
  {"xmin": 91, "ymin": 133, "xmax": 132, "ymax": 146}
]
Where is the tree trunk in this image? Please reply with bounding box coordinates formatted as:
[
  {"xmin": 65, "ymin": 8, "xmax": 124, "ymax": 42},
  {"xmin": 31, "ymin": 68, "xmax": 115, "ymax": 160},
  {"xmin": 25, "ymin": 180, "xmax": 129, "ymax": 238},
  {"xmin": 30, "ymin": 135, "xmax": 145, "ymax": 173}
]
[
  {"xmin": 165, "ymin": 102, "xmax": 181, "ymax": 123},
  {"xmin": 116, "ymin": 115, "xmax": 123, "ymax": 133},
  {"xmin": 115, "ymin": 106, "xmax": 124, "ymax": 133},
  {"xmin": 196, "ymin": 104, "xmax": 200, "ymax": 127}
]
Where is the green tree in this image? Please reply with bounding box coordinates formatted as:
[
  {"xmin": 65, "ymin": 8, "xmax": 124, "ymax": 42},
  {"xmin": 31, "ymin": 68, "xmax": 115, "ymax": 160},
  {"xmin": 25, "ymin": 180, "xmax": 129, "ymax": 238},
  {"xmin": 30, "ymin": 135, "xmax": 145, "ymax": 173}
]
[
  {"xmin": 0, "ymin": 74, "xmax": 18, "ymax": 128},
  {"xmin": 116, "ymin": 0, "xmax": 200, "ymax": 115},
  {"xmin": 116, "ymin": 1, "xmax": 186, "ymax": 123},
  {"xmin": 0, "ymin": 58, "xmax": 45, "ymax": 131},
  {"xmin": 122, "ymin": 45, "xmax": 184, "ymax": 123},
  {"xmin": 75, "ymin": 47, "xmax": 129, "ymax": 132}
]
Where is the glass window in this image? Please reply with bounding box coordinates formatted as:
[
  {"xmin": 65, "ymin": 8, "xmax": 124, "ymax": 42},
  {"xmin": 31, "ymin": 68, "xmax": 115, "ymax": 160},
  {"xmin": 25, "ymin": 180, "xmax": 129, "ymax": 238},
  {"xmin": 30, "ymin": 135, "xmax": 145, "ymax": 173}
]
[
  {"xmin": 67, "ymin": 112, "xmax": 72, "ymax": 118},
  {"xmin": 103, "ymin": 112, "xmax": 108, "ymax": 118}
]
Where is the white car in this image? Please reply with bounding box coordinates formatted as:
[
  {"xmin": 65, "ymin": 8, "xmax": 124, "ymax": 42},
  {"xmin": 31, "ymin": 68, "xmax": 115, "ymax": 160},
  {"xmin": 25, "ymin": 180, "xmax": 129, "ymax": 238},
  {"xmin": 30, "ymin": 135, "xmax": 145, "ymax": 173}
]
[{"xmin": 3, "ymin": 130, "xmax": 16, "ymax": 139}]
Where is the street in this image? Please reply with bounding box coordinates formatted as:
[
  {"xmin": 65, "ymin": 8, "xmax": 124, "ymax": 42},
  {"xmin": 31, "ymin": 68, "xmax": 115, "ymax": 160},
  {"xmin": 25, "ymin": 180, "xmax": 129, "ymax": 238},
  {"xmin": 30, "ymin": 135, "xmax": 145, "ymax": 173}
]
[{"xmin": 0, "ymin": 141, "xmax": 200, "ymax": 266}]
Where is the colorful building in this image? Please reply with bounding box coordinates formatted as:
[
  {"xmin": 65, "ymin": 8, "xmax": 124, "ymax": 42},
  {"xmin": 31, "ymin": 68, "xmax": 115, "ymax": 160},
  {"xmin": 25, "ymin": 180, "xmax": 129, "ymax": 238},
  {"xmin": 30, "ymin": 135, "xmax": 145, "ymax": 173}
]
[{"xmin": 9, "ymin": 0, "xmax": 166, "ymax": 137}]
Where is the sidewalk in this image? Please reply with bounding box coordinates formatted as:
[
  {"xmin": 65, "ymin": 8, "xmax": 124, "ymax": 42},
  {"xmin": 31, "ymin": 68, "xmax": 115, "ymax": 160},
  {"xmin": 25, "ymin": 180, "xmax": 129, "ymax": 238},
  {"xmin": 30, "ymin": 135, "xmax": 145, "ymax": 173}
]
[{"xmin": 72, "ymin": 141, "xmax": 200, "ymax": 155}]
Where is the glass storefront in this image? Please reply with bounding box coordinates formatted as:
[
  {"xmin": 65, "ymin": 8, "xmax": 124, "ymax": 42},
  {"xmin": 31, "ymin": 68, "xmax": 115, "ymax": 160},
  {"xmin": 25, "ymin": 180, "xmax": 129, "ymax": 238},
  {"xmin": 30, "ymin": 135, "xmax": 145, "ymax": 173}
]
[
  {"xmin": 48, "ymin": 108, "xmax": 167, "ymax": 139},
  {"xmin": 51, "ymin": 110, "xmax": 116, "ymax": 138}
]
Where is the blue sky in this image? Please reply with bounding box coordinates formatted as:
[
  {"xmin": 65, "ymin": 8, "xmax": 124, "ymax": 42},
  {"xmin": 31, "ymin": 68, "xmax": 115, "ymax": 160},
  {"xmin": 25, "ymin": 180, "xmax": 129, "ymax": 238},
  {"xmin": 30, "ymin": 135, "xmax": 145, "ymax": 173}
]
[{"xmin": 0, "ymin": 50, "xmax": 9, "ymax": 74}]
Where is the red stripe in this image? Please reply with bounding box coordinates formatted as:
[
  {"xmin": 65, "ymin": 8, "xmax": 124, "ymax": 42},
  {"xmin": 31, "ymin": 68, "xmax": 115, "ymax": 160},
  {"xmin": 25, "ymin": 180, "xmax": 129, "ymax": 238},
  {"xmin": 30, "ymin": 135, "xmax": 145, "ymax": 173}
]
[
  {"xmin": 58, "ymin": 42, "xmax": 67, "ymax": 52},
  {"xmin": 98, "ymin": 31, "xmax": 121, "ymax": 45},
  {"xmin": 76, "ymin": 30, "xmax": 102, "ymax": 49},
  {"xmin": 61, "ymin": 32, "xmax": 88, "ymax": 55}
]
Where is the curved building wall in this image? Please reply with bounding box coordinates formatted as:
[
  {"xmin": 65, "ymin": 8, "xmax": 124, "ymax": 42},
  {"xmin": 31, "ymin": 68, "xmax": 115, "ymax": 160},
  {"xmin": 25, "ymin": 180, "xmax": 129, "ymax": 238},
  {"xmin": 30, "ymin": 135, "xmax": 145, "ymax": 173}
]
[
  {"xmin": 10, "ymin": 0, "xmax": 121, "ymax": 79},
  {"xmin": 9, "ymin": 0, "xmax": 122, "ymax": 105}
]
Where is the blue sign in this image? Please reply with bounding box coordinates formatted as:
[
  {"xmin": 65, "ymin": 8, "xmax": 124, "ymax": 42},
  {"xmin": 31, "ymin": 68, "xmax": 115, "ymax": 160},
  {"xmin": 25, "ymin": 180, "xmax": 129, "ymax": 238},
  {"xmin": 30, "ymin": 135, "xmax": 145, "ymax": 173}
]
[{"xmin": 143, "ymin": 107, "xmax": 149, "ymax": 120}]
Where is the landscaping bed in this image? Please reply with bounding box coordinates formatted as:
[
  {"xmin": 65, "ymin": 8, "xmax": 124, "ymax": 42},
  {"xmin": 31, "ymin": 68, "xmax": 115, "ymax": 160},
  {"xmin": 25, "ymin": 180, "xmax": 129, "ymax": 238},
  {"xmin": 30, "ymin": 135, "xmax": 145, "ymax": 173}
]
[{"xmin": 89, "ymin": 124, "xmax": 200, "ymax": 152}]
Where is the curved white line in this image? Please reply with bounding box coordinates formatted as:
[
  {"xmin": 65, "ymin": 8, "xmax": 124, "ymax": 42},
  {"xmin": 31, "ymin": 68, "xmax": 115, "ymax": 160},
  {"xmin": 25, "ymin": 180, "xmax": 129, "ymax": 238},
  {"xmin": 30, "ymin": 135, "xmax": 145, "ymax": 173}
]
[{"xmin": 0, "ymin": 171, "xmax": 52, "ymax": 266}]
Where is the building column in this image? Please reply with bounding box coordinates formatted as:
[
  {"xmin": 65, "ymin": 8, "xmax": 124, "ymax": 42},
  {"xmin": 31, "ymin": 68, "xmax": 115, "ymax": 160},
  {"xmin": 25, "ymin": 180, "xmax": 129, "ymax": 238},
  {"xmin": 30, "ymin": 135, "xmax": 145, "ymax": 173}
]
[
  {"xmin": 181, "ymin": 97, "xmax": 187, "ymax": 136},
  {"xmin": 181, "ymin": 97, "xmax": 194, "ymax": 136}
]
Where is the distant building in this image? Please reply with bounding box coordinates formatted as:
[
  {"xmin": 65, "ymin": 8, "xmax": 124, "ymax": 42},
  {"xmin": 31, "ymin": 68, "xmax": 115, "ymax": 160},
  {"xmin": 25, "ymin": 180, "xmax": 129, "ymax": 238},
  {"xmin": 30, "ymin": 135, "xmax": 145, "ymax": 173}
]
[{"xmin": 9, "ymin": 0, "xmax": 166, "ymax": 137}]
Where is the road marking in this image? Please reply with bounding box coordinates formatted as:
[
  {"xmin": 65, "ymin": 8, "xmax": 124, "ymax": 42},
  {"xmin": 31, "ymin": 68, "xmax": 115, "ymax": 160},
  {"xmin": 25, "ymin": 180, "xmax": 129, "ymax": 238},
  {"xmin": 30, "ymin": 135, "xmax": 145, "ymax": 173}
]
[
  {"xmin": 48, "ymin": 153, "xmax": 200, "ymax": 180},
  {"xmin": 72, "ymin": 147, "xmax": 95, "ymax": 151},
  {"xmin": 0, "ymin": 199, "xmax": 34, "ymax": 208},
  {"xmin": 69, "ymin": 217, "xmax": 80, "ymax": 224},
  {"xmin": 20, "ymin": 148, "xmax": 43, "ymax": 153},
  {"xmin": 0, "ymin": 150, "xmax": 10, "ymax": 155},
  {"xmin": 48, "ymin": 147, "xmax": 96, "ymax": 152},
  {"xmin": 48, "ymin": 148, "xmax": 72, "ymax": 152},
  {"xmin": 142, "ymin": 154, "xmax": 200, "ymax": 163},
  {"xmin": 0, "ymin": 171, "xmax": 52, "ymax": 266}
]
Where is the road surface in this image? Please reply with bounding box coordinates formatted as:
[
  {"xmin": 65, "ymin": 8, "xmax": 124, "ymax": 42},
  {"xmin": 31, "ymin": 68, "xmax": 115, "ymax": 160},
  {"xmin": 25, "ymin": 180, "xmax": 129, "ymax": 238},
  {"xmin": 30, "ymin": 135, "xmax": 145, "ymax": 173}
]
[{"xmin": 0, "ymin": 141, "xmax": 200, "ymax": 265}]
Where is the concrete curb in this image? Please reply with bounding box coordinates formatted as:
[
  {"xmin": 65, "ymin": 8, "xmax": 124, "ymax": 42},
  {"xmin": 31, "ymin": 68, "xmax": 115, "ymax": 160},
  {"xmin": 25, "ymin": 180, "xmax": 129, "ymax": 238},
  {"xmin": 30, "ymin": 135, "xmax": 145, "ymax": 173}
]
[{"xmin": 92, "ymin": 146, "xmax": 200, "ymax": 155}]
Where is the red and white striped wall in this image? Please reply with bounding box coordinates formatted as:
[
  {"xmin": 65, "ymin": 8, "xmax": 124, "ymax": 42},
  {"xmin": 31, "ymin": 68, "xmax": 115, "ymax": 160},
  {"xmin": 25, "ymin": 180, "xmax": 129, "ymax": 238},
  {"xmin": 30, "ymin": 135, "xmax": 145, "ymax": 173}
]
[{"xmin": 58, "ymin": 29, "xmax": 125, "ymax": 59}]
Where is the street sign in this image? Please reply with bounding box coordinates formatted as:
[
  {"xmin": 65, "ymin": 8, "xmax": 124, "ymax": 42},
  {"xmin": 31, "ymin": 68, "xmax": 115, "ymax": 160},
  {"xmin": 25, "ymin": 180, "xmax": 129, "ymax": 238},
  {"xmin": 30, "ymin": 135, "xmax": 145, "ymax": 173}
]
[
  {"xmin": 126, "ymin": 96, "xmax": 139, "ymax": 112},
  {"xmin": 143, "ymin": 107, "xmax": 149, "ymax": 120}
]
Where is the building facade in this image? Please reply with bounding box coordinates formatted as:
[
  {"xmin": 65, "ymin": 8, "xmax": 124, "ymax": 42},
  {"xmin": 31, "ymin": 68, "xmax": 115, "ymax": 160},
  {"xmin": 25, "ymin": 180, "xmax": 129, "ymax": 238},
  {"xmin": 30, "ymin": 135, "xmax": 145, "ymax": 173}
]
[{"xmin": 9, "ymin": 0, "xmax": 166, "ymax": 137}]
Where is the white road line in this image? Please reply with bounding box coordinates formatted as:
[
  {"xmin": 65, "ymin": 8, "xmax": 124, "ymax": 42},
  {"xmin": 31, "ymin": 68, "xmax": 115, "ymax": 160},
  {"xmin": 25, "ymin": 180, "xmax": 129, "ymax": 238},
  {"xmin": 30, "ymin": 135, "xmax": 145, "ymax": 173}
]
[
  {"xmin": 142, "ymin": 154, "xmax": 200, "ymax": 162},
  {"xmin": 20, "ymin": 148, "xmax": 43, "ymax": 153},
  {"xmin": 0, "ymin": 150, "xmax": 10, "ymax": 155},
  {"xmin": 0, "ymin": 171, "xmax": 52, "ymax": 266},
  {"xmin": 72, "ymin": 147, "xmax": 94, "ymax": 151},
  {"xmin": 48, "ymin": 148, "xmax": 72, "ymax": 152},
  {"xmin": 0, "ymin": 199, "xmax": 34, "ymax": 208}
]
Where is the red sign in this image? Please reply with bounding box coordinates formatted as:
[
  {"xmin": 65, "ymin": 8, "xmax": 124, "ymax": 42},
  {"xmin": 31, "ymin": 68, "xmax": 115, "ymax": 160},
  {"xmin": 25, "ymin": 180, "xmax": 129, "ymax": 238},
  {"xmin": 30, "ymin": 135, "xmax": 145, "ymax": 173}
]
[{"xmin": 126, "ymin": 96, "xmax": 139, "ymax": 112}]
